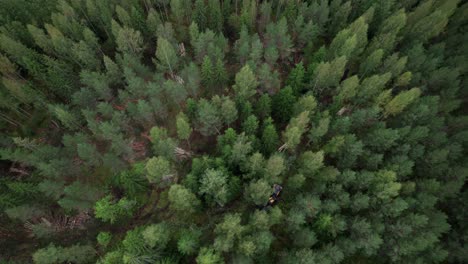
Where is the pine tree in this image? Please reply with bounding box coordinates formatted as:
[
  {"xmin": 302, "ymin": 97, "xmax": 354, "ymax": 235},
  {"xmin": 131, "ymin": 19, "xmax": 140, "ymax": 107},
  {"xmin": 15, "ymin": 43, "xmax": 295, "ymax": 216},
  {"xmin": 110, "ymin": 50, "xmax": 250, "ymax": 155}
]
[
  {"xmin": 335, "ymin": 75, "xmax": 360, "ymax": 104},
  {"xmin": 312, "ymin": 56, "xmax": 347, "ymax": 94},
  {"xmin": 328, "ymin": 16, "xmax": 369, "ymax": 59},
  {"xmin": 282, "ymin": 111, "xmax": 310, "ymax": 151},
  {"xmin": 299, "ymin": 151, "xmax": 324, "ymax": 177},
  {"xmin": 146, "ymin": 156, "xmax": 172, "ymax": 186},
  {"xmin": 232, "ymin": 65, "xmax": 258, "ymax": 100},
  {"xmin": 244, "ymin": 180, "xmax": 271, "ymax": 206},
  {"xmin": 328, "ymin": 30, "xmax": 357, "ymax": 59},
  {"xmin": 150, "ymin": 126, "xmax": 177, "ymax": 159},
  {"xmin": 293, "ymin": 15, "xmax": 319, "ymax": 49},
  {"xmin": 170, "ymin": 0, "xmax": 191, "ymax": 26},
  {"xmin": 154, "ymin": 37, "xmax": 178, "ymax": 74},
  {"xmin": 199, "ymin": 169, "xmax": 229, "ymax": 206},
  {"xmin": 147, "ymin": 8, "xmax": 162, "ymax": 38},
  {"xmin": 178, "ymin": 229, "xmax": 202, "ymax": 255},
  {"xmin": 201, "ymin": 56, "xmax": 214, "ymax": 89},
  {"xmin": 287, "ymin": 62, "xmax": 306, "ymax": 94},
  {"xmin": 309, "ymin": 114, "xmax": 330, "ymax": 144},
  {"xmin": 395, "ymin": 71, "xmax": 412, "ymax": 87},
  {"xmin": 265, "ymin": 18, "xmax": 292, "ymax": 61},
  {"xmin": 181, "ymin": 62, "xmax": 201, "ymax": 96},
  {"xmin": 77, "ymin": 142, "xmax": 101, "ymax": 167},
  {"xmin": 258, "ymin": 63, "xmax": 280, "ymax": 94},
  {"xmin": 329, "ymin": 0, "xmax": 352, "ymax": 35},
  {"xmin": 116, "ymin": 5, "xmax": 131, "ymax": 27},
  {"xmin": 265, "ymin": 154, "xmax": 285, "ymax": 183},
  {"xmin": 168, "ymin": 184, "xmax": 200, "ymax": 214},
  {"xmin": 272, "ymin": 86, "xmax": 296, "ymax": 124},
  {"xmin": 221, "ymin": 97, "xmax": 238, "ymax": 126},
  {"xmin": 249, "ymin": 34, "xmax": 263, "ymax": 68},
  {"xmin": 355, "ymin": 73, "xmax": 391, "ymax": 104},
  {"xmin": 94, "ymin": 195, "xmax": 136, "ymax": 224},
  {"xmin": 359, "ymin": 49, "xmax": 384, "ymax": 77},
  {"xmin": 97, "ymin": 232, "xmax": 112, "ymax": 247},
  {"xmin": 193, "ymin": 0, "xmax": 207, "ymax": 30},
  {"xmin": 229, "ymin": 134, "xmax": 253, "ymax": 167},
  {"xmin": 264, "ymin": 45, "xmax": 279, "ymax": 66},
  {"xmin": 367, "ymin": 9, "xmax": 407, "ymax": 55},
  {"xmin": 255, "ymin": 94, "xmax": 272, "ymax": 119},
  {"xmin": 112, "ymin": 164, "xmax": 148, "ymax": 201},
  {"xmin": 48, "ymin": 104, "xmax": 80, "ymax": 131},
  {"xmin": 242, "ymin": 115, "xmax": 259, "ymax": 135},
  {"xmin": 196, "ymin": 98, "xmax": 222, "ymax": 136},
  {"xmin": 213, "ymin": 58, "xmax": 228, "ymax": 88},
  {"xmin": 207, "ymin": 0, "xmax": 223, "ymax": 33},
  {"xmin": 405, "ymin": 0, "xmax": 458, "ymax": 45},
  {"xmin": 261, "ymin": 118, "xmax": 279, "ymax": 155},
  {"xmin": 72, "ymin": 40, "xmax": 100, "ymax": 70},
  {"xmin": 214, "ymin": 213, "xmax": 246, "ymax": 252},
  {"xmin": 384, "ymin": 88, "xmax": 421, "ymax": 116},
  {"xmin": 176, "ymin": 112, "xmax": 192, "ymax": 141},
  {"xmin": 293, "ymin": 95, "xmax": 317, "ymax": 116},
  {"xmin": 115, "ymin": 26, "xmax": 144, "ymax": 56},
  {"xmin": 143, "ymin": 222, "xmax": 171, "ymax": 249},
  {"xmin": 239, "ymin": 0, "xmax": 257, "ymax": 31},
  {"xmin": 196, "ymin": 247, "xmax": 224, "ymax": 264},
  {"xmin": 235, "ymin": 26, "xmax": 251, "ymax": 64},
  {"xmin": 33, "ymin": 244, "xmax": 96, "ymax": 264}
]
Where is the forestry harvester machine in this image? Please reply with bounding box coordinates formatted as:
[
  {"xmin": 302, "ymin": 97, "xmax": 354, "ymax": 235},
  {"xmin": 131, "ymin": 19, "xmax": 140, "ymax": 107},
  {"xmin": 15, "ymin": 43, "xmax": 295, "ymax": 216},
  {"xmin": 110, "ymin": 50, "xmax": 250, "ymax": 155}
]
[{"xmin": 261, "ymin": 184, "xmax": 283, "ymax": 210}]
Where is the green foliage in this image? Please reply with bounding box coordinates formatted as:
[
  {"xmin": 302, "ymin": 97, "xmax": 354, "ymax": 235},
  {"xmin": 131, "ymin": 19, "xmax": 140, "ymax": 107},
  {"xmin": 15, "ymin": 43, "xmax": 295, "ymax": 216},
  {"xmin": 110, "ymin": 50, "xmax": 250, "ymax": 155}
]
[
  {"xmin": 146, "ymin": 156, "xmax": 172, "ymax": 186},
  {"xmin": 287, "ymin": 62, "xmax": 306, "ymax": 94},
  {"xmin": 242, "ymin": 115, "xmax": 258, "ymax": 135},
  {"xmin": 97, "ymin": 232, "xmax": 112, "ymax": 247},
  {"xmin": 58, "ymin": 181, "xmax": 102, "ymax": 211},
  {"xmin": 178, "ymin": 228, "xmax": 202, "ymax": 255},
  {"xmin": 272, "ymin": 86, "xmax": 296, "ymax": 124},
  {"xmin": 312, "ymin": 56, "xmax": 348, "ymax": 94},
  {"xmin": 48, "ymin": 104, "xmax": 80, "ymax": 131},
  {"xmin": 199, "ymin": 169, "xmax": 229, "ymax": 206},
  {"xmin": 0, "ymin": 1, "xmax": 466, "ymax": 263},
  {"xmin": 155, "ymin": 37, "xmax": 178, "ymax": 73},
  {"xmin": 176, "ymin": 112, "xmax": 192, "ymax": 141},
  {"xmin": 168, "ymin": 184, "xmax": 200, "ymax": 214},
  {"xmin": 283, "ymin": 111, "xmax": 310, "ymax": 151},
  {"xmin": 232, "ymin": 65, "xmax": 258, "ymax": 100},
  {"xmin": 33, "ymin": 243, "xmax": 95, "ymax": 264},
  {"xmin": 196, "ymin": 98, "xmax": 223, "ymax": 136},
  {"xmin": 150, "ymin": 126, "xmax": 178, "ymax": 159},
  {"xmin": 265, "ymin": 154, "xmax": 285, "ymax": 183},
  {"xmin": 77, "ymin": 142, "xmax": 101, "ymax": 167},
  {"xmin": 299, "ymin": 151, "xmax": 324, "ymax": 177},
  {"xmin": 255, "ymin": 94, "xmax": 272, "ymax": 119},
  {"xmin": 258, "ymin": 63, "xmax": 280, "ymax": 93},
  {"xmin": 112, "ymin": 163, "xmax": 148, "ymax": 200},
  {"xmin": 193, "ymin": 0, "xmax": 207, "ymax": 30},
  {"xmin": 261, "ymin": 118, "xmax": 279, "ymax": 155},
  {"xmin": 94, "ymin": 195, "xmax": 136, "ymax": 224},
  {"xmin": 220, "ymin": 97, "xmax": 238, "ymax": 126},
  {"xmin": 384, "ymin": 87, "xmax": 421, "ymax": 116},
  {"xmin": 115, "ymin": 26, "xmax": 144, "ymax": 56},
  {"xmin": 214, "ymin": 213, "xmax": 245, "ymax": 252},
  {"xmin": 142, "ymin": 222, "xmax": 171, "ymax": 249},
  {"xmin": 264, "ymin": 18, "xmax": 292, "ymax": 61},
  {"xmin": 293, "ymin": 95, "xmax": 317, "ymax": 116},
  {"xmin": 244, "ymin": 179, "xmax": 271, "ymax": 206},
  {"xmin": 196, "ymin": 247, "xmax": 224, "ymax": 264}
]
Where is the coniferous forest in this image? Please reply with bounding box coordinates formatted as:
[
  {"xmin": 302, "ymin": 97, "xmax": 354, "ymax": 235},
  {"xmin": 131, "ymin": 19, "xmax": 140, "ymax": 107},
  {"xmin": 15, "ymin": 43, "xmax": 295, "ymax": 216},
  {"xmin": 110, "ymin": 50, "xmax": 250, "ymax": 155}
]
[{"xmin": 0, "ymin": 0, "xmax": 467, "ymax": 263}]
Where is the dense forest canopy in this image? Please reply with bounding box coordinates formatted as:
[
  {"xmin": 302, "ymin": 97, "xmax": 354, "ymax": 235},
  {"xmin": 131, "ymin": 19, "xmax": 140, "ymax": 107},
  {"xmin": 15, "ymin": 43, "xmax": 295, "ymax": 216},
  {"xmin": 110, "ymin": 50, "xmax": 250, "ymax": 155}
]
[{"xmin": 0, "ymin": 0, "xmax": 466, "ymax": 263}]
